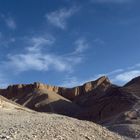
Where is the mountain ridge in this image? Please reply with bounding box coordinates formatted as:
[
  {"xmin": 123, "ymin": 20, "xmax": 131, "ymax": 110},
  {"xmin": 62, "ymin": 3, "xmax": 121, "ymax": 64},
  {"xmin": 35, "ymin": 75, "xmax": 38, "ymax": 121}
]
[
  {"xmin": 0, "ymin": 76, "xmax": 111, "ymax": 101},
  {"xmin": 0, "ymin": 75, "xmax": 140, "ymax": 139}
]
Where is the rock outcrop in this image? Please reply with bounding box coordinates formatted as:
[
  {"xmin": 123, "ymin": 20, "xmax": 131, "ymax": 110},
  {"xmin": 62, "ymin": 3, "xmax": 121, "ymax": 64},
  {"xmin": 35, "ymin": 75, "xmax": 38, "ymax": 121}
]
[
  {"xmin": 76, "ymin": 85, "xmax": 138, "ymax": 122},
  {"xmin": 0, "ymin": 83, "xmax": 81, "ymax": 117},
  {"xmin": 1, "ymin": 76, "xmax": 140, "ymax": 139},
  {"xmin": 0, "ymin": 76, "xmax": 111, "ymax": 100},
  {"xmin": 58, "ymin": 76, "xmax": 111, "ymax": 101}
]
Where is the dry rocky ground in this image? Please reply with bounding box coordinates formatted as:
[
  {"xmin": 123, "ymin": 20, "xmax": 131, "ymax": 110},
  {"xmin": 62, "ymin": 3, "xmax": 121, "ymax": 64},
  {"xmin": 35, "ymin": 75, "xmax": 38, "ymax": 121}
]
[{"xmin": 0, "ymin": 107, "xmax": 125, "ymax": 140}]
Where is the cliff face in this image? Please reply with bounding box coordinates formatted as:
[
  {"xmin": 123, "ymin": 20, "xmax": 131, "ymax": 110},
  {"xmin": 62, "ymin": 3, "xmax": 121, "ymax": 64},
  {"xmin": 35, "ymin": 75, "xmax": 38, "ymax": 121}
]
[
  {"xmin": 0, "ymin": 76, "xmax": 111, "ymax": 101},
  {"xmin": 0, "ymin": 82, "xmax": 81, "ymax": 117},
  {"xmin": 0, "ymin": 83, "xmax": 60, "ymax": 99},
  {"xmin": 59, "ymin": 76, "xmax": 111, "ymax": 100}
]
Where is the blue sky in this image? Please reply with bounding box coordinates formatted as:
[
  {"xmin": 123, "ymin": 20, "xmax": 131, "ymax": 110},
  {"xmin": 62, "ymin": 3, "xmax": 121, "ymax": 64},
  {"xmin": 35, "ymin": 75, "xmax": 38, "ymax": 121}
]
[{"xmin": 0, "ymin": 0, "xmax": 140, "ymax": 88}]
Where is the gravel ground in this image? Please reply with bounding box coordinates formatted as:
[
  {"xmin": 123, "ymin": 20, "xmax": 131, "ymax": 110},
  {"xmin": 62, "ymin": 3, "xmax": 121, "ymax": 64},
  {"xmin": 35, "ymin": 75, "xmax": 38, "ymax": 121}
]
[{"xmin": 0, "ymin": 108, "xmax": 126, "ymax": 140}]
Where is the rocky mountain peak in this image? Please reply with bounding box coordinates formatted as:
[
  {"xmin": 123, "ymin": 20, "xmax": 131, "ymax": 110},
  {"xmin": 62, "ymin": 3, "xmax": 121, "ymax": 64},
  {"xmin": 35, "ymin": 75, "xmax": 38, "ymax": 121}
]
[
  {"xmin": 0, "ymin": 76, "xmax": 111, "ymax": 101},
  {"xmin": 82, "ymin": 76, "xmax": 111, "ymax": 92}
]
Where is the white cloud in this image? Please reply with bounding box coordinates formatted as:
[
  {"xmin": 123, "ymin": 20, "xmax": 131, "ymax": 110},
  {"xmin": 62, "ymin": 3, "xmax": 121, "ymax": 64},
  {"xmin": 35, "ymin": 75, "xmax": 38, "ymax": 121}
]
[
  {"xmin": 74, "ymin": 38, "xmax": 89, "ymax": 53},
  {"xmin": 110, "ymin": 64, "xmax": 140, "ymax": 84},
  {"xmin": 2, "ymin": 36, "xmax": 85, "ymax": 73},
  {"xmin": 91, "ymin": 0, "xmax": 132, "ymax": 3},
  {"xmin": 46, "ymin": 7, "xmax": 78, "ymax": 29},
  {"xmin": 1, "ymin": 14, "xmax": 16, "ymax": 30},
  {"xmin": 92, "ymin": 64, "xmax": 140, "ymax": 84},
  {"xmin": 53, "ymin": 64, "xmax": 140, "ymax": 88},
  {"xmin": 4, "ymin": 36, "xmax": 70, "ymax": 72},
  {"xmin": 113, "ymin": 70, "xmax": 140, "ymax": 83},
  {"xmin": 127, "ymin": 63, "xmax": 140, "ymax": 70},
  {"xmin": 84, "ymin": 64, "xmax": 140, "ymax": 85},
  {"xmin": 26, "ymin": 36, "xmax": 55, "ymax": 52},
  {"xmin": 7, "ymin": 52, "xmax": 71, "ymax": 72}
]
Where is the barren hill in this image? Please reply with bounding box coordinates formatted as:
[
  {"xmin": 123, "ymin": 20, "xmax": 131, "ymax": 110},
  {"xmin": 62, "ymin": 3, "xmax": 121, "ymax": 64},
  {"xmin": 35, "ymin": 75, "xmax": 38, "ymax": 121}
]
[
  {"xmin": 0, "ymin": 83, "xmax": 80, "ymax": 117},
  {"xmin": 0, "ymin": 95, "xmax": 124, "ymax": 140},
  {"xmin": 0, "ymin": 76, "xmax": 140, "ymax": 139},
  {"xmin": 0, "ymin": 106, "xmax": 124, "ymax": 140}
]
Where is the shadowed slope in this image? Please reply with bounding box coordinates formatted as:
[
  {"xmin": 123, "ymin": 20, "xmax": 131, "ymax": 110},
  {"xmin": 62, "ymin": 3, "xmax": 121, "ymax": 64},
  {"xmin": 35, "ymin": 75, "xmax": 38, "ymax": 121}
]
[
  {"xmin": 102, "ymin": 76, "xmax": 140, "ymax": 139},
  {"xmin": 0, "ymin": 83, "xmax": 80, "ymax": 117}
]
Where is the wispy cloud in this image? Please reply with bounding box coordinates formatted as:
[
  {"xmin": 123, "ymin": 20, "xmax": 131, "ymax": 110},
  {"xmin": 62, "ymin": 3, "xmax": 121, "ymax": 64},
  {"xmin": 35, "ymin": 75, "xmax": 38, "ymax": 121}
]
[
  {"xmin": 4, "ymin": 35, "xmax": 69, "ymax": 72},
  {"xmin": 63, "ymin": 64, "xmax": 140, "ymax": 88},
  {"xmin": 91, "ymin": 64, "xmax": 140, "ymax": 85},
  {"xmin": 46, "ymin": 7, "xmax": 78, "ymax": 29},
  {"xmin": 1, "ymin": 14, "xmax": 16, "ymax": 30},
  {"xmin": 127, "ymin": 63, "xmax": 140, "ymax": 70},
  {"xmin": 111, "ymin": 64, "xmax": 140, "ymax": 84},
  {"xmin": 26, "ymin": 36, "xmax": 55, "ymax": 52},
  {"xmin": 90, "ymin": 0, "xmax": 132, "ymax": 3},
  {"xmin": 114, "ymin": 70, "xmax": 140, "ymax": 83},
  {"xmin": 6, "ymin": 53, "xmax": 71, "ymax": 72},
  {"xmin": 2, "ymin": 35, "xmax": 86, "ymax": 73},
  {"xmin": 74, "ymin": 38, "xmax": 89, "ymax": 53}
]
